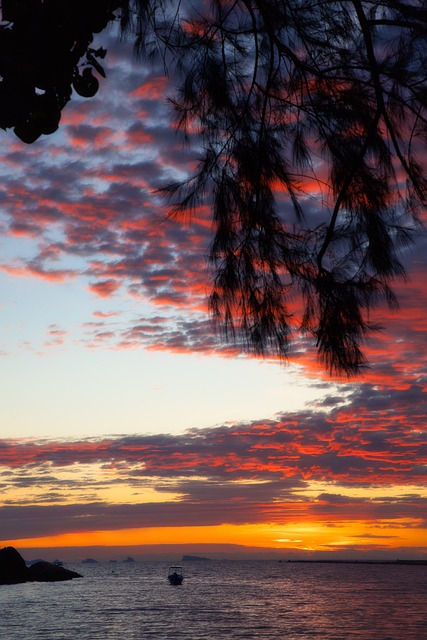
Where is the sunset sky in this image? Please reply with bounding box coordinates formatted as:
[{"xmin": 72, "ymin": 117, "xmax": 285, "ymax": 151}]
[{"xmin": 1, "ymin": 20, "xmax": 426, "ymax": 562}]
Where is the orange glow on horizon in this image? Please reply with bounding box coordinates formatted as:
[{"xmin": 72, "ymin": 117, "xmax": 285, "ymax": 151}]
[{"xmin": 2, "ymin": 520, "xmax": 426, "ymax": 554}]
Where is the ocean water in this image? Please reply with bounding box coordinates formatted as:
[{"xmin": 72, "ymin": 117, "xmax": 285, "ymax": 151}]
[{"xmin": 0, "ymin": 560, "xmax": 426, "ymax": 639}]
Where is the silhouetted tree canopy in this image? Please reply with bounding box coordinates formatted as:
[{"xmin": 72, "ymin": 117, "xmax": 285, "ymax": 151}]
[
  {"xmin": 0, "ymin": 0, "xmax": 124, "ymax": 142},
  {"xmin": 1, "ymin": 1, "xmax": 426, "ymax": 375}
]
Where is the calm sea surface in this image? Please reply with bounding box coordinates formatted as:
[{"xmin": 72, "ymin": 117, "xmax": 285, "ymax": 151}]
[{"xmin": 0, "ymin": 560, "xmax": 426, "ymax": 639}]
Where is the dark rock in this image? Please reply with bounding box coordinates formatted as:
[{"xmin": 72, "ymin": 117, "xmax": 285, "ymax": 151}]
[
  {"xmin": 28, "ymin": 561, "xmax": 82, "ymax": 582},
  {"xmin": 0, "ymin": 547, "xmax": 82, "ymax": 585},
  {"xmin": 0, "ymin": 547, "xmax": 29, "ymax": 585}
]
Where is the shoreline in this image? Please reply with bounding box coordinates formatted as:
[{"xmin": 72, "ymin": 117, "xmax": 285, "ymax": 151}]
[{"xmin": 283, "ymin": 559, "xmax": 427, "ymax": 566}]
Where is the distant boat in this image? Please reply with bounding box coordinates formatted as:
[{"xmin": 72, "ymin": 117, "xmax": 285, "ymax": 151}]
[{"xmin": 167, "ymin": 566, "xmax": 184, "ymax": 585}]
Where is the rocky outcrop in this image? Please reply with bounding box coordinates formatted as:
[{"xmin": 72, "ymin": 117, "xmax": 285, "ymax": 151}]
[
  {"xmin": 0, "ymin": 547, "xmax": 29, "ymax": 584},
  {"xmin": 28, "ymin": 561, "xmax": 82, "ymax": 582},
  {"xmin": 0, "ymin": 547, "xmax": 82, "ymax": 585}
]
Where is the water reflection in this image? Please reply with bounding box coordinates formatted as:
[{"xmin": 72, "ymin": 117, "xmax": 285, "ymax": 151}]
[{"xmin": 0, "ymin": 561, "xmax": 426, "ymax": 639}]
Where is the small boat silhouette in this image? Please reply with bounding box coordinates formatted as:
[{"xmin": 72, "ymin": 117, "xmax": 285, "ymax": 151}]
[{"xmin": 167, "ymin": 566, "xmax": 184, "ymax": 585}]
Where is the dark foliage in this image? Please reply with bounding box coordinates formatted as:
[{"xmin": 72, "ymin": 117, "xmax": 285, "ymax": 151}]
[
  {"xmin": 123, "ymin": 0, "xmax": 427, "ymax": 375},
  {"xmin": 1, "ymin": 1, "xmax": 426, "ymax": 375},
  {"xmin": 0, "ymin": 0, "xmax": 125, "ymax": 142}
]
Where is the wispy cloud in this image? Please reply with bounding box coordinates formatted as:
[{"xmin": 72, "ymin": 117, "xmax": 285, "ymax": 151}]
[{"xmin": 1, "ymin": 384, "xmax": 426, "ymax": 542}]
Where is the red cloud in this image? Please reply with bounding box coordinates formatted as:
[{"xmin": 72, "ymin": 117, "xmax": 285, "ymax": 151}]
[
  {"xmin": 88, "ymin": 279, "xmax": 121, "ymax": 297},
  {"xmin": 1, "ymin": 383, "xmax": 425, "ymax": 486},
  {"xmin": 130, "ymin": 77, "xmax": 169, "ymax": 100},
  {"xmin": 0, "ymin": 262, "xmax": 75, "ymax": 282}
]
